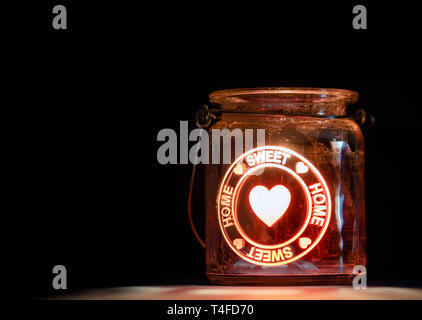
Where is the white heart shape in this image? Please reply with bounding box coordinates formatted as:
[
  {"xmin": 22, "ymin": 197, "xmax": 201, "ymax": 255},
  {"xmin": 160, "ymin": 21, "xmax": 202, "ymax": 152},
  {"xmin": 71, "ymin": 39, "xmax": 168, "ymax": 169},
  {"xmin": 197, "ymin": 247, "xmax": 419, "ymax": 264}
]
[
  {"xmin": 249, "ymin": 185, "xmax": 291, "ymax": 227},
  {"xmin": 233, "ymin": 238, "xmax": 245, "ymax": 249},
  {"xmin": 299, "ymin": 237, "xmax": 312, "ymax": 249},
  {"xmin": 295, "ymin": 161, "xmax": 309, "ymax": 174}
]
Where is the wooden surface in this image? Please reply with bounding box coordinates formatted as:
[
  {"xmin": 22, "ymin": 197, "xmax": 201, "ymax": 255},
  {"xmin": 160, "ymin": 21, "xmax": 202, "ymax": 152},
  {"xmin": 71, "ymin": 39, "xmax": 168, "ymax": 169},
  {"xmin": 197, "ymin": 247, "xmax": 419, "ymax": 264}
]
[{"xmin": 59, "ymin": 285, "xmax": 422, "ymax": 300}]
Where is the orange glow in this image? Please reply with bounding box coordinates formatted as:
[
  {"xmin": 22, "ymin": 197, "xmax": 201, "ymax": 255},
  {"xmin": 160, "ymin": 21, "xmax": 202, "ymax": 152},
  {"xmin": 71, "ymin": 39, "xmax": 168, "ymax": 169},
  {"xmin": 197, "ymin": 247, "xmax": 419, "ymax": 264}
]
[
  {"xmin": 217, "ymin": 146, "xmax": 332, "ymax": 267},
  {"xmin": 232, "ymin": 163, "xmax": 312, "ymax": 250}
]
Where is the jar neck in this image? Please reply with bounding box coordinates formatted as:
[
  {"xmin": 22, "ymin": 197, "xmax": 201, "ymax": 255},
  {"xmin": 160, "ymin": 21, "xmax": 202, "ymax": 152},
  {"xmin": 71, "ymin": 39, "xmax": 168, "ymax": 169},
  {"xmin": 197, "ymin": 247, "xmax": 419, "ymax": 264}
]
[
  {"xmin": 209, "ymin": 88, "xmax": 358, "ymax": 117},
  {"xmin": 215, "ymin": 102, "xmax": 348, "ymax": 117}
]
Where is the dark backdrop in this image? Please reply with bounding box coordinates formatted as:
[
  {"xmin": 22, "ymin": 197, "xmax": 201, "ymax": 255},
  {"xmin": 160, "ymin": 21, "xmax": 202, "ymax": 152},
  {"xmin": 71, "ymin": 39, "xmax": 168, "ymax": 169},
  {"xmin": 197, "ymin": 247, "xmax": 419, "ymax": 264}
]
[{"xmin": 23, "ymin": 1, "xmax": 421, "ymax": 297}]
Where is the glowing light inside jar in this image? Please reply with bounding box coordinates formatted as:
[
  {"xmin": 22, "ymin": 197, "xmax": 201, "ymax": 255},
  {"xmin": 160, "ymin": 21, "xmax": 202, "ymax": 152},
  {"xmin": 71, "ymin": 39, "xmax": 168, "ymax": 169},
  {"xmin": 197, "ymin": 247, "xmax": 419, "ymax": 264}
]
[{"xmin": 217, "ymin": 146, "xmax": 331, "ymax": 266}]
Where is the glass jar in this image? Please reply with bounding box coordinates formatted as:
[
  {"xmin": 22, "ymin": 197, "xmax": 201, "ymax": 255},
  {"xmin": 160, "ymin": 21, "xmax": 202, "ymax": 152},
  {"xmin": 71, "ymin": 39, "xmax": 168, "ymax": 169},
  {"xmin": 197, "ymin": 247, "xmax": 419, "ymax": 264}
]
[{"xmin": 203, "ymin": 88, "xmax": 366, "ymax": 285}]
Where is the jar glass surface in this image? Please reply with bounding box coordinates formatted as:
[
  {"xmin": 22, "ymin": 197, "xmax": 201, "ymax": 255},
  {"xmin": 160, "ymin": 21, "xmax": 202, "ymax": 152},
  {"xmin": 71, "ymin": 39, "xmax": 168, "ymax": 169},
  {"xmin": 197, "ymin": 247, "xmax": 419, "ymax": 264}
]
[{"xmin": 204, "ymin": 88, "xmax": 365, "ymax": 285}]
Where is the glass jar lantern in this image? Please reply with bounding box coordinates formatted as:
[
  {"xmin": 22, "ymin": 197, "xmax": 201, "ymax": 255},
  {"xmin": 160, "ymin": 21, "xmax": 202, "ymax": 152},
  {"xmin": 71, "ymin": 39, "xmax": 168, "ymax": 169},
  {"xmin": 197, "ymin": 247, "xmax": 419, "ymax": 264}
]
[{"xmin": 200, "ymin": 88, "xmax": 366, "ymax": 285}]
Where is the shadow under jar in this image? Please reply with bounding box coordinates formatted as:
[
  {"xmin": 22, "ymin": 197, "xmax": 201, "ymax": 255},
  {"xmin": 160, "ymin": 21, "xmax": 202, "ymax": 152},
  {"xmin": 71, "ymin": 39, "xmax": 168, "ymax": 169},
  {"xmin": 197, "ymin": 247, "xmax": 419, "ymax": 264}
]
[{"xmin": 204, "ymin": 88, "xmax": 366, "ymax": 285}]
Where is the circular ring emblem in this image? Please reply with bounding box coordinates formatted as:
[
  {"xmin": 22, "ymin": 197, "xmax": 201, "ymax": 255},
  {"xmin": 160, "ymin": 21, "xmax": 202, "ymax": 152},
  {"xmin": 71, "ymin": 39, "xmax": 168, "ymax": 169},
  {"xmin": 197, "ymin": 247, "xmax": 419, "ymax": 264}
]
[{"xmin": 217, "ymin": 146, "xmax": 331, "ymax": 266}]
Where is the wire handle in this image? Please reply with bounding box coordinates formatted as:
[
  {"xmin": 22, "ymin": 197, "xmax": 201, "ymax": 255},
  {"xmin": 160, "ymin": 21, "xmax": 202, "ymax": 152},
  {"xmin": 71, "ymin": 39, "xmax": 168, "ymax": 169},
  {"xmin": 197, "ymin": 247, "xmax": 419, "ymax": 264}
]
[
  {"xmin": 187, "ymin": 160, "xmax": 206, "ymax": 248},
  {"xmin": 187, "ymin": 119, "xmax": 207, "ymax": 248},
  {"xmin": 354, "ymin": 108, "xmax": 376, "ymax": 129}
]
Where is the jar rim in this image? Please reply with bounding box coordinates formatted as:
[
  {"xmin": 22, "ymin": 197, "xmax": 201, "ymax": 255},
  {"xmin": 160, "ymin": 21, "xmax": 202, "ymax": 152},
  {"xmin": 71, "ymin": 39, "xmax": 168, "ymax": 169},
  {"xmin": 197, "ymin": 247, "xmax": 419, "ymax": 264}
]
[{"xmin": 209, "ymin": 87, "xmax": 359, "ymax": 108}]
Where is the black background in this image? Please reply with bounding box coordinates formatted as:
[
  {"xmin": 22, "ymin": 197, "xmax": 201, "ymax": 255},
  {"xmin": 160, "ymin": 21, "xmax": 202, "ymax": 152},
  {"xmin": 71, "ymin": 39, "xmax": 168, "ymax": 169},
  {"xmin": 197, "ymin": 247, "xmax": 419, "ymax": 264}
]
[{"xmin": 23, "ymin": 1, "xmax": 422, "ymax": 298}]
